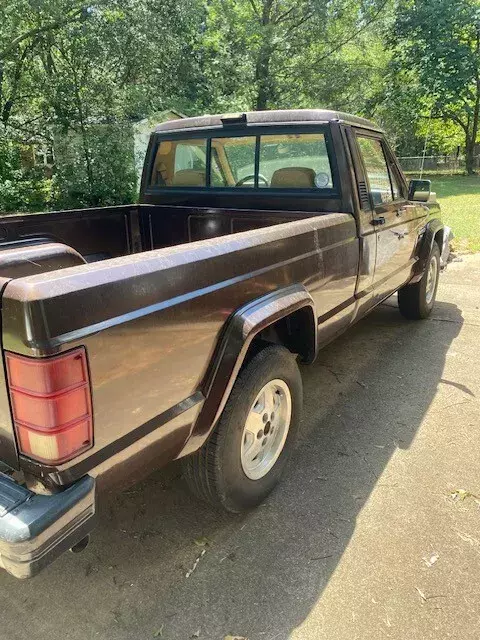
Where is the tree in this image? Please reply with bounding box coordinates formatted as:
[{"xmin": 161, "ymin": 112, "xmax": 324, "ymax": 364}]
[
  {"xmin": 0, "ymin": 1, "xmax": 88, "ymax": 135},
  {"xmin": 199, "ymin": 0, "xmax": 392, "ymax": 113},
  {"xmin": 0, "ymin": 0, "xmax": 203, "ymax": 208},
  {"xmin": 391, "ymin": 0, "xmax": 480, "ymax": 174}
]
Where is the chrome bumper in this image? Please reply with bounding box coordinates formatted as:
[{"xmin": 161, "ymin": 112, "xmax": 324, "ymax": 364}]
[{"xmin": 0, "ymin": 473, "xmax": 96, "ymax": 579}]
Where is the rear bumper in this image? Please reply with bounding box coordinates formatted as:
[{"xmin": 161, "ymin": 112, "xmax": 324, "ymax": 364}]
[{"xmin": 0, "ymin": 473, "xmax": 96, "ymax": 579}]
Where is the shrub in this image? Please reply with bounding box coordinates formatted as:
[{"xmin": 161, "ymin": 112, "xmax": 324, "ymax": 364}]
[{"xmin": 0, "ymin": 137, "xmax": 53, "ymax": 213}]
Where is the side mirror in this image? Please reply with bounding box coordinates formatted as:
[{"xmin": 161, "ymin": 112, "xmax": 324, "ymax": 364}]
[{"xmin": 408, "ymin": 179, "xmax": 431, "ymax": 202}]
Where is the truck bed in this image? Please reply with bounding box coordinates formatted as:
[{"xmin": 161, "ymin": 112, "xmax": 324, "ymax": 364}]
[
  {"xmin": 0, "ymin": 203, "xmax": 322, "ymax": 265},
  {"xmin": 0, "ymin": 208, "xmax": 358, "ymax": 488}
]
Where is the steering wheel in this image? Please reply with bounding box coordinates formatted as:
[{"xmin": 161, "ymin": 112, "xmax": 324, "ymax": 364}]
[{"xmin": 235, "ymin": 174, "xmax": 269, "ymax": 187}]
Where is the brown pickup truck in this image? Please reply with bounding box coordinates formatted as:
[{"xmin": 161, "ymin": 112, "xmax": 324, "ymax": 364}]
[{"xmin": 0, "ymin": 109, "xmax": 450, "ymax": 578}]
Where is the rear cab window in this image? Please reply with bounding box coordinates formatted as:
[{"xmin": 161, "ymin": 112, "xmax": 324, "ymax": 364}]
[{"xmin": 149, "ymin": 128, "xmax": 336, "ymax": 193}]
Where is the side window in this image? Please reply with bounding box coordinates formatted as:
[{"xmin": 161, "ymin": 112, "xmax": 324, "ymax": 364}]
[
  {"xmin": 357, "ymin": 136, "xmax": 393, "ymax": 205},
  {"xmin": 391, "ymin": 172, "xmax": 401, "ymax": 200},
  {"xmin": 259, "ymin": 133, "xmax": 333, "ymax": 189}
]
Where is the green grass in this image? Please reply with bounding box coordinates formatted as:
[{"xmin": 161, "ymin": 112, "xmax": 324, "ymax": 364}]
[{"xmin": 423, "ymin": 174, "xmax": 480, "ymax": 252}]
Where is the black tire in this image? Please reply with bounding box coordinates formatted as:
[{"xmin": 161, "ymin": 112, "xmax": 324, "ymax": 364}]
[
  {"xmin": 182, "ymin": 345, "xmax": 303, "ymax": 513},
  {"xmin": 398, "ymin": 243, "xmax": 441, "ymax": 320}
]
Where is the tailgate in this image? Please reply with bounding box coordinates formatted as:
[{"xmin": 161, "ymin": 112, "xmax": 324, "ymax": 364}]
[{"xmin": 0, "ymin": 240, "xmax": 92, "ymax": 472}]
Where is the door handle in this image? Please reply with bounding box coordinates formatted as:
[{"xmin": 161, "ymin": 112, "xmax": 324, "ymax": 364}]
[{"xmin": 371, "ymin": 216, "xmax": 386, "ymax": 226}]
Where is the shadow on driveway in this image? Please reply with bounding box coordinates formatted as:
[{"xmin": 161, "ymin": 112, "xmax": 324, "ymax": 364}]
[{"xmin": 0, "ymin": 300, "xmax": 463, "ymax": 640}]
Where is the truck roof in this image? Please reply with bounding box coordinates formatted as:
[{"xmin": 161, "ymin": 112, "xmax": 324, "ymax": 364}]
[{"xmin": 154, "ymin": 109, "xmax": 383, "ymax": 134}]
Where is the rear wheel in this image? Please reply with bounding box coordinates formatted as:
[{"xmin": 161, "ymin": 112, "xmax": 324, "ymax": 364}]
[
  {"xmin": 398, "ymin": 243, "xmax": 440, "ymax": 320},
  {"xmin": 182, "ymin": 345, "xmax": 302, "ymax": 513}
]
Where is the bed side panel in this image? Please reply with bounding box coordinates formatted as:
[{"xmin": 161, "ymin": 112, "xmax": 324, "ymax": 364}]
[{"xmin": 1, "ymin": 214, "xmax": 358, "ymax": 484}]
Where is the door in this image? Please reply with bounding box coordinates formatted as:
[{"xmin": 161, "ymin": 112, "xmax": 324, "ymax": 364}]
[{"xmin": 355, "ymin": 132, "xmax": 418, "ymax": 301}]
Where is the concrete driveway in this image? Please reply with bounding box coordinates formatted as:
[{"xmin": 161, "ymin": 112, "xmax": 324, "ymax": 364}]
[{"xmin": 1, "ymin": 255, "xmax": 479, "ymax": 640}]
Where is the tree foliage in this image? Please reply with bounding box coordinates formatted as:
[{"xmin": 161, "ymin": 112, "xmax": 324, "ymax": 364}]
[
  {"xmin": 0, "ymin": 137, "xmax": 51, "ymax": 211},
  {"xmin": 198, "ymin": 0, "xmax": 391, "ymax": 113},
  {"xmin": 0, "ymin": 0, "xmax": 478, "ymax": 212},
  {"xmin": 391, "ymin": 0, "xmax": 480, "ymax": 173},
  {"xmin": 0, "ymin": 0, "xmax": 202, "ymax": 209}
]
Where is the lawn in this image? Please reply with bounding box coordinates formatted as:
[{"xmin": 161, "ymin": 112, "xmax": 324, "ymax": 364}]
[{"xmin": 424, "ymin": 174, "xmax": 480, "ymax": 252}]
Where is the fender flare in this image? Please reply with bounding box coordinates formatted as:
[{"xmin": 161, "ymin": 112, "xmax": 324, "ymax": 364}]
[
  {"xmin": 181, "ymin": 284, "xmax": 317, "ymax": 456},
  {"xmin": 411, "ymin": 218, "xmax": 445, "ymax": 283}
]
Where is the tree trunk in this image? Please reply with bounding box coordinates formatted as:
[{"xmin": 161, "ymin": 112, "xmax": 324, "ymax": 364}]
[
  {"xmin": 470, "ymin": 32, "xmax": 480, "ymax": 175},
  {"xmin": 465, "ymin": 99, "xmax": 479, "ymax": 175},
  {"xmin": 254, "ymin": 0, "xmax": 274, "ymax": 111},
  {"xmin": 0, "ymin": 61, "xmax": 4, "ymax": 122},
  {"xmin": 70, "ymin": 64, "xmax": 95, "ymax": 203},
  {"xmin": 465, "ymin": 138, "xmax": 475, "ymax": 175},
  {"xmin": 255, "ymin": 46, "xmax": 271, "ymax": 110},
  {"xmin": 72, "ymin": 82, "xmax": 95, "ymax": 204}
]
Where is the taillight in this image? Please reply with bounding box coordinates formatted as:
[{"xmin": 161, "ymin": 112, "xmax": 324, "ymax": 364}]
[{"xmin": 5, "ymin": 347, "xmax": 93, "ymax": 464}]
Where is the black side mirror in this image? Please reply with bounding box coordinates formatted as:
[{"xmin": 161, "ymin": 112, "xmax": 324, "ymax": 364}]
[{"xmin": 408, "ymin": 179, "xmax": 431, "ymax": 202}]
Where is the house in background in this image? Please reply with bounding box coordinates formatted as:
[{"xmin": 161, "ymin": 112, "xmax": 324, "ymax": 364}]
[
  {"xmin": 19, "ymin": 142, "xmax": 55, "ymax": 177},
  {"xmin": 24, "ymin": 108, "xmax": 184, "ymax": 185}
]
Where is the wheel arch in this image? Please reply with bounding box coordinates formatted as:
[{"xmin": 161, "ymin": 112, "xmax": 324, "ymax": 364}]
[
  {"xmin": 411, "ymin": 218, "xmax": 445, "ymax": 283},
  {"xmin": 179, "ymin": 284, "xmax": 317, "ymax": 457}
]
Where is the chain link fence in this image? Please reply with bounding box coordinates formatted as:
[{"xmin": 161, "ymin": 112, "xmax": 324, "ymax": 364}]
[{"xmin": 398, "ymin": 154, "xmax": 480, "ymax": 174}]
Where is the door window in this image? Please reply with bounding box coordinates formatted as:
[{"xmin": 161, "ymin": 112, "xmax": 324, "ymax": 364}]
[
  {"xmin": 388, "ymin": 160, "xmax": 402, "ymax": 200},
  {"xmin": 357, "ymin": 136, "xmax": 395, "ymax": 205}
]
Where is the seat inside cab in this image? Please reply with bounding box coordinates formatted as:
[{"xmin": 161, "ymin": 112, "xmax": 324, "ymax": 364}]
[{"xmin": 270, "ymin": 167, "xmax": 316, "ymax": 188}]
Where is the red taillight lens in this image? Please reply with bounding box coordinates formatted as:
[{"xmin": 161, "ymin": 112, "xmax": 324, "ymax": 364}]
[{"xmin": 5, "ymin": 347, "xmax": 93, "ymax": 464}]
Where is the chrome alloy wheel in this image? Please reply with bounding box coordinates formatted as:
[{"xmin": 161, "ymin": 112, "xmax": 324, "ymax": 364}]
[{"xmin": 240, "ymin": 379, "xmax": 292, "ymax": 480}]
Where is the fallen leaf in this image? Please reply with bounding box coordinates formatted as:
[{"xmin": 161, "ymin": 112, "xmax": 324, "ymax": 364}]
[
  {"xmin": 153, "ymin": 625, "xmax": 164, "ymax": 637},
  {"xmin": 194, "ymin": 537, "xmax": 210, "ymax": 547},
  {"xmin": 422, "ymin": 553, "xmax": 439, "ymax": 567},
  {"xmin": 224, "ymin": 636, "xmax": 248, "ymax": 640},
  {"xmin": 450, "ymin": 489, "xmax": 479, "ymax": 502},
  {"xmin": 192, "ymin": 630, "xmax": 201, "ymax": 638}
]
